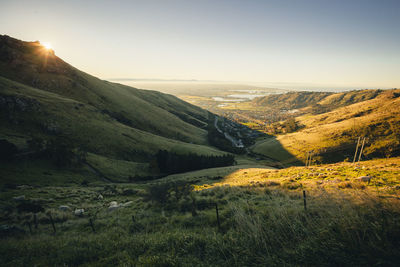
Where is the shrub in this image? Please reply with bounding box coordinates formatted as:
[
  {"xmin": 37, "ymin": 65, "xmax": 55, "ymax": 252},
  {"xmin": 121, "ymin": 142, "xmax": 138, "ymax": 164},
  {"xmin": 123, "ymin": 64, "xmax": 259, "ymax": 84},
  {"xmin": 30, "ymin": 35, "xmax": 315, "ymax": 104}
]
[
  {"xmin": 281, "ymin": 181, "xmax": 302, "ymax": 190},
  {"xmin": 144, "ymin": 183, "xmax": 171, "ymax": 204},
  {"xmin": 265, "ymin": 180, "xmax": 280, "ymax": 186},
  {"xmin": 16, "ymin": 201, "xmax": 44, "ymax": 213},
  {"xmin": 122, "ymin": 188, "xmax": 138, "ymax": 196}
]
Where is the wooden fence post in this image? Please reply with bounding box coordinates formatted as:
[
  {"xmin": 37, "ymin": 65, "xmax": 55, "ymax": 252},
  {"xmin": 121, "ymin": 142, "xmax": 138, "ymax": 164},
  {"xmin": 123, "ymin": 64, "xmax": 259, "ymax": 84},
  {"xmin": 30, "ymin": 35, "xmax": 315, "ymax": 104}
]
[
  {"xmin": 303, "ymin": 190, "xmax": 307, "ymax": 211},
  {"xmin": 49, "ymin": 213, "xmax": 56, "ymax": 234},
  {"xmin": 215, "ymin": 203, "xmax": 221, "ymax": 231},
  {"xmin": 353, "ymin": 137, "xmax": 360, "ymax": 163},
  {"xmin": 191, "ymin": 198, "xmax": 197, "ymax": 217},
  {"xmin": 27, "ymin": 221, "xmax": 32, "ymax": 234},
  {"xmin": 305, "ymin": 151, "xmax": 309, "ymax": 167},
  {"xmin": 34, "ymin": 213, "xmax": 38, "ymax": 229},
  {"xmin": 131, "ymin": 215, "xmax": 141, "ymax": 233},
  {"xmin": 358, "ymin": 137, "xmax": 366, "ymax": 162},
  {"xmin": 89, "ymin": 218, "xmax": 95, "ymax": 233}
]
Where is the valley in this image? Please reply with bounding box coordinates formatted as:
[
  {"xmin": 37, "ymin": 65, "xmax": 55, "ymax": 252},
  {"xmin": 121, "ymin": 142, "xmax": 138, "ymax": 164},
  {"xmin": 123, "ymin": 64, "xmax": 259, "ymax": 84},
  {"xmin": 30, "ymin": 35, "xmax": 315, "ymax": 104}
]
[
  {"xmin": 174, "ymin": 88, "xmax": 400, "ymax": 165},
  {"xmin": 1, "ymin": 35, "xmax": 400, "ymax": 266}
]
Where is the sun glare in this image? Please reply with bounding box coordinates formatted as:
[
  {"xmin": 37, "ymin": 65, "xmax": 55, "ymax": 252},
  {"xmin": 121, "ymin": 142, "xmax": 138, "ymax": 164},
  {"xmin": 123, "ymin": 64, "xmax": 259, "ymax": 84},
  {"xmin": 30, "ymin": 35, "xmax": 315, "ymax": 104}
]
[{"xmin": 42, "ymin": 42, "xmax": 52, "ymax": 50}]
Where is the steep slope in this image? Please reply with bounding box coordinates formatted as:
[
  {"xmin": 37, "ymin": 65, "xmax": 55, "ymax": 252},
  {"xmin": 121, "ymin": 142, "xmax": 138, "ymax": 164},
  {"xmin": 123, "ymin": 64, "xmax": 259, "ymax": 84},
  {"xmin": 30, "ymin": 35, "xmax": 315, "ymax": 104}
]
[
  {"xmin": 0, "ymin": 35, "xmax": 227, "ymax": 183},
  {"xmin": 0, "ymin": 77, "xmax": 221, "ymax": 159},
  {"xmin": 0, "ymin": 35, "xmax": 208, "ymax": 144}
]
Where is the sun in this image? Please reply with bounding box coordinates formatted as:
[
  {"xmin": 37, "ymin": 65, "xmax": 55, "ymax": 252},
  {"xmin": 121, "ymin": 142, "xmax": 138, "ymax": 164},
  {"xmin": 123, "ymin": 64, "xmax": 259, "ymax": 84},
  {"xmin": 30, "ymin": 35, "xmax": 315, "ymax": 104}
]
[{"xmin": 42, "ymin": 42, "xmax": 52, "ymax": 50}]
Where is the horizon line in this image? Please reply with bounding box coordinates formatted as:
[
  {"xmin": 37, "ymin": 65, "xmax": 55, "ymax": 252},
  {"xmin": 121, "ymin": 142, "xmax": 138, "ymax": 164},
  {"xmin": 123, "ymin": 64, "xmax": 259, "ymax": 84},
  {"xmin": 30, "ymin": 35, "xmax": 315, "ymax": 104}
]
[{"xmin": 106, "ymin": 78, "xmax": 398, "ymax": 91}]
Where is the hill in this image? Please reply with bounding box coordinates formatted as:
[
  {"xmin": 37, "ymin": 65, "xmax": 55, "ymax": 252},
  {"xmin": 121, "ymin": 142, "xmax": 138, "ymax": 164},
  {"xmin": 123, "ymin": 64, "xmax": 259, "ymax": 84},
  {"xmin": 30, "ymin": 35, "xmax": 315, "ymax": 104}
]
[
  {"xmin": 251, "ymin": 89, "xmax": 400, "ymax": 164},
  {"xmin": 0, "ymin": 35, "xmax": 210, "ymax": 143},
  {"xmin": 0, "ymin": 35, "xmax": 228, "ymax": 184},
  {"xmin": 252, "ymin": 91, "xmax": 333, "ymax": 109},
  {"xmin": 252, "ymin": 89, "xmax": 383, "ymax": 113}
]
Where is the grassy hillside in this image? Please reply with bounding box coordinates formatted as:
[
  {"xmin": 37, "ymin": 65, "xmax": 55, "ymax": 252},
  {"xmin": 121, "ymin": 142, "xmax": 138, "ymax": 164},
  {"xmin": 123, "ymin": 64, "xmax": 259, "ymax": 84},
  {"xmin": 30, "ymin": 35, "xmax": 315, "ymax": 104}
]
[
  {"xmin": 253, "ymin": 91, "xmax": 332, "ymax": 109},
  {"xmin": 316, "ymin": 89, "xmax": 383, "ymax": 109},
  {"xmin": 252, "ymin": 89, "xmax": 400, "ymax": 164},
  {"xmin": 1, "ymin": 157, "xmax": 399, "ymax": 266},
  {"xmin": 0, "ymin": 35, "xmax": 230, "ymax": 183},
  {"xmin": 0, "ymin": 35, "xmax": 209, "ymax": 144},
  {"xmin": 196, "ymin": 156, "xmax": 400, "ymax": 193},
  {"xmin": 252, "ymin": 89, "xmax": 383, "ymax": 112}
]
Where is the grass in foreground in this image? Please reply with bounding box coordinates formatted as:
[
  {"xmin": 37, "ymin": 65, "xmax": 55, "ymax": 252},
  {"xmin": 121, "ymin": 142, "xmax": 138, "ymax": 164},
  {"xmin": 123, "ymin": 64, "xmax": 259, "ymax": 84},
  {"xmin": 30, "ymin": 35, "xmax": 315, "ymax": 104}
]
[{"xmin": 1, "ymin": 158, "xmax": 400, "ymax": 266}]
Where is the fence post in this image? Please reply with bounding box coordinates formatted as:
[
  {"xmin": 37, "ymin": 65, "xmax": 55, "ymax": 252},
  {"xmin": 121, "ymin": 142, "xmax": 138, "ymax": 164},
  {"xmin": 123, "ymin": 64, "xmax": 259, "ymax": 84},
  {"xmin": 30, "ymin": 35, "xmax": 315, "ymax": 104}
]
[
  {"xmin": 191, "ymin": 198, "xmax": 197, "ymax": 217},
  {"xmin": 27, "ymin": 221, "xmax": 32, "ymax": 234},
  {"xmin": 49, "ymin": 213, "xmax": 56, "ymax": 234},
  {"xmin": 215, "ymin": 203, "xmax": 221, "ymax": 231},
  {"xmin": 358, "ymin": 137, "xmax": 366, "ymax": 162},
  {"xmin": 89, "ymin": 218, "xmax": 95, "ymax": 233},
  {"xmin": 305, "ymin": 151, "xmax": 310, "ymax": 167},
  {"xmin": 130, "ymin": 215, "xmax": 136, "ymax": 233},
  {"xmin": 305, "ymin": 151, "xmax": 308, "ymax": 167},
  {"xmin": 303, "ymin": 190, "xmax": 307, "ymax": 211},
  {"xmin": 34, "ymin": 213, "xmax": 38, "ymax": 229},
  {"xmin": 353, "ymin": 137, "xmax": 360, "ymax": 163}
]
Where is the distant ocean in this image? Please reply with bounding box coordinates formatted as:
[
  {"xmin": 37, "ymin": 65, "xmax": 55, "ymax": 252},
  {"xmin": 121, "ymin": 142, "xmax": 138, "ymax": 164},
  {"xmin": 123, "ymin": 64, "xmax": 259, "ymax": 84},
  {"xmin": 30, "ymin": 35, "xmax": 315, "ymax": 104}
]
[{"xmin": 108, "ymin": 79, "xmax": 396, "ymax": 93}]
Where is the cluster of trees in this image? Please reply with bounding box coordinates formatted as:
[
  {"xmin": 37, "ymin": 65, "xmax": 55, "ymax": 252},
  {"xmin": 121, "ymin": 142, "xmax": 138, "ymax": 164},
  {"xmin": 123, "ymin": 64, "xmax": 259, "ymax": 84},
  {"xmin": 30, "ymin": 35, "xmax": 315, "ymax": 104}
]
[
  {"xmin": 267, "ymin": 118, "xmax": 300, "ymax": 134},
  {"xmin": 144, "ymin": 180, "xmax": 193, "ymax": 205},
  {"xmin": 0, "ymin": 136, "xmax": 90, "ymax": 169},
  {"xmin": 156, "ymin": 150, "xmax": 235, "ymax": 174},
  {"xmin": 0, "ymin": 137, "xmax": 87, "ymax": 168},
  {"xmin": 283, "ymin": 118, "xmax": 299, "ymax": 133},
  {"xmin": 27, "ymin": 137, "xmax": 86, "ymax": 167}
]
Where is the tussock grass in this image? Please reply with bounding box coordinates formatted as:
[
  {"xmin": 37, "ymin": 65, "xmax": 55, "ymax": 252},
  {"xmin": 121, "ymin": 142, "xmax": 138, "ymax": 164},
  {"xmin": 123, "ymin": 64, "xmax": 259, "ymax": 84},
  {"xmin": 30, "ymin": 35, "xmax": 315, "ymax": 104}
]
[
  {"xmin": 1, "ymin": 167, "xmax": 400, "ymax": 266},
  {"xmin": 196, "ymin": 157, "xmax": 400, "ymax": 197}
]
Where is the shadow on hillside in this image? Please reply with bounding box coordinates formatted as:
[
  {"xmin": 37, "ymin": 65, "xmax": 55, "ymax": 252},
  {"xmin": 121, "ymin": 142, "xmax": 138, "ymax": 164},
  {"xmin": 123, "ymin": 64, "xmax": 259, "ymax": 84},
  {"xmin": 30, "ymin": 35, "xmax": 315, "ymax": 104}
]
[{"xmin": 249, "ymin": 136, "xmax": 304, "ymax": 168}]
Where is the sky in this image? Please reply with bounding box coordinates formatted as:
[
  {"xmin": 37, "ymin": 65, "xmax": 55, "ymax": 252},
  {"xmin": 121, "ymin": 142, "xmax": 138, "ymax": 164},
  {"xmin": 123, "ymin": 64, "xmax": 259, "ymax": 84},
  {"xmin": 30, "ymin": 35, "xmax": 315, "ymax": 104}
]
[{"xmin": 1, "ymin": 0, "xmax": 400, "ymax": 90}]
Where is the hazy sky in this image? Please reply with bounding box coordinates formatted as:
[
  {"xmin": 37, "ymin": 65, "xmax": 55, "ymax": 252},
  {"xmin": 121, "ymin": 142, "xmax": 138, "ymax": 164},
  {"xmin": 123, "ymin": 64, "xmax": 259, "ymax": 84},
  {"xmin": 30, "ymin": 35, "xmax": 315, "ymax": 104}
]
[{"xmin": 1, "ymin": 0, "xmax": 399, "ymax": 89}]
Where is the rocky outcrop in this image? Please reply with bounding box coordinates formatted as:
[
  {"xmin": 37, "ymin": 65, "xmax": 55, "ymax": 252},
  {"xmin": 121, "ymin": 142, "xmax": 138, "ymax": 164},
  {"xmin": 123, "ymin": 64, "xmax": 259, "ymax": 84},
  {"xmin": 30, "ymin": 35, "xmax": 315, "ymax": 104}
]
[{"xmin": 0, "ymin": 95, "xmax": 41, "ymax": 112}]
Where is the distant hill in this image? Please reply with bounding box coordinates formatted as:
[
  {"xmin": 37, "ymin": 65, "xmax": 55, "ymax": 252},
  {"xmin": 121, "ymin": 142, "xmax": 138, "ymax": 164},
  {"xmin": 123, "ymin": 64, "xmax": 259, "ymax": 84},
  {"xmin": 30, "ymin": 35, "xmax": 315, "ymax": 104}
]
[
  {"xmin": 252, "ymin": 90, "xmax": 383, "ymax": 112},
  {"xmin": 0, "ymin": 35, "xmax": 226, "ymax": 184},
  {"xmin": 252, "ymin": 91, "xmax": 333, "ymax": 110},
  {"xmin": 252, "ymin": 89, "xmax": 400, "ymax": 164}
]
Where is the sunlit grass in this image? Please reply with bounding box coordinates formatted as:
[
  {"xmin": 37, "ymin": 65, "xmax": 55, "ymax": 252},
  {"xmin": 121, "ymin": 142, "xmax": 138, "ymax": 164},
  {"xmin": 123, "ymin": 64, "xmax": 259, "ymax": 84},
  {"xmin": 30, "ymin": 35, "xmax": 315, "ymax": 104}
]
[{"xmin": 194, "ymin": 157, "xmax": 400, "ymax": 198}]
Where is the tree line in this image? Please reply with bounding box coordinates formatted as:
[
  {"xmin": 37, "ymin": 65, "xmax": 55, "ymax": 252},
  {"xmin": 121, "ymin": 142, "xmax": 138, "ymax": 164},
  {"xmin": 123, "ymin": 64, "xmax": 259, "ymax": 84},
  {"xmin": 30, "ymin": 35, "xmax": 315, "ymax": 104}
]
[
  {"xmin": 0, "ymin": 137, "xmax": 86, "ymax": 168},
  {"xmin": 156, "ymin": 150, "xmax": 235, "ymax": 174}
]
